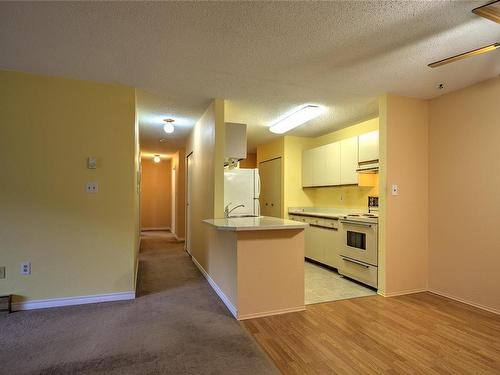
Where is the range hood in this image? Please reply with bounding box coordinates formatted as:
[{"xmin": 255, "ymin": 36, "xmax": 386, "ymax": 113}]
[{"xmin": 356, "ymin": 161, "xmax": 379, "ymax": 173}]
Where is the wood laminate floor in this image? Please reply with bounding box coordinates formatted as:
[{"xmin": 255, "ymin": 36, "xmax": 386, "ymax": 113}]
[{"xmin": 242, "ymin": 292, "xmax": 500, "ymax": 374}]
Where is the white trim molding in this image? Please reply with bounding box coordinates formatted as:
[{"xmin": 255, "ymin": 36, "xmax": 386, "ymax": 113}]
[
  {"xmin": 378, "ymin": 288, "xmax": 428, "ymax": 298},
  {"xmin": 191, "ymin": 256, "xmax": 238, "ymax": 318},
  {"xmin": 12, "ymin": 291, "xmax": 136, "ymax": 311},
  {"xmin": 429, "ymin": 289, "xmax": 500, "ymax": 315}
]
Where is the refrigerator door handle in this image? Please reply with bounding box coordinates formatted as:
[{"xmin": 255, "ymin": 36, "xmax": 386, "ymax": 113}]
[{"xmin": 255, "ymin": 170, "xmax": 261, "ymax": 198}]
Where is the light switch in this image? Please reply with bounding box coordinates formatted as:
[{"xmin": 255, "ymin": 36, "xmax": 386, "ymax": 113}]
[
  {"xmin": 391, "ymin": 184, "xmax": 399, "ymax": 196},
  {"xmin": 86, "ymin": 182, "xmax": 99, "ymax": 193},
  {"xmin": 87, "ymin": 157, "xmax": 97, "ymax": 169}
]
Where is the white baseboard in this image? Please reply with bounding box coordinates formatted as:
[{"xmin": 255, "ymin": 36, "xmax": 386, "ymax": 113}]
[
  {"xmin": 378, "ymin": 288, "xmax": 428, "ymax": 298},
  {"xmin": 191, "ymin": 256, "xmax": 238, "ymax": 319},
  {"xmin": 12, "ymin": 291, "xmax": 136, "ymax": 311},
  {"xmin": 429, "ymin": 289, "xmax": 500, "ymax": 315},
  {"xmin": 141, "ymin": 227, "xmax": 170, "ymax": 231},
  {"xmin": 238, "ymin": 306, "xmax": 305, "ymax": 320}
]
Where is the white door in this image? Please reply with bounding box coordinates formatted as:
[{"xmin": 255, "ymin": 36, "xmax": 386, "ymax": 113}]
[
  {"xmin": 186, "ymin": 153, "xmax": 193, "ymax": 254},
  {"xmin": 171, "ymin": 168, "xmax": 176, "ymax": 235}
]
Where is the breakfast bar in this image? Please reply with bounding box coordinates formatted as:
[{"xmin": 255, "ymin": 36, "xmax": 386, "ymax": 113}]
[{"xmin": 201, "ymin": 216, "xmax": 307, "ymax": 320}]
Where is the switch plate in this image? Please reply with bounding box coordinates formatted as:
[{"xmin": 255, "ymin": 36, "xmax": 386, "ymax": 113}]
[
  {"xmin": 86, "ymin": 182, "xmax": 99, "ymax": 193},
  {"xmin": 87, "ymin": 157, "xmax": 97, "ymax": 169},
  {"xmin": 391, "ymin": 184, "xmax": 399, "ymax": 196},
  {"xmin": 20, "ymin": 262, "xmax": 31, "ymax": 275},
  {"xmin": 0, "ymin": 266, "xmax": 5, "ymax": 279}
]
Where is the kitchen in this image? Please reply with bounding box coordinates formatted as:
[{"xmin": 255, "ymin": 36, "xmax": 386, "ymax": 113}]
[{"xmin": 220, "ymin": 115, "xmax": 381, "ymax": 308}]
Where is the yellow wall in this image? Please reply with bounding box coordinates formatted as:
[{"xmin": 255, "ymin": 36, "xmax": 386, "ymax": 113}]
[
  {"xmin": 186, "ymin": 99, "xmax": 225, "ymax": 269},
  {"xmin": 140, "ymin": 158, "xmax": 172, "ymax": 229},
  {"xmin": 378, "ymin": 94, "xmax": 428, "ymax": 296},
  {"xmin": 0, "ymin": 70, "xmax": 138, "ymax": 303},
  {"xmin": 428, "ymin": 77, "xmax": 500, "ymax": 313}
]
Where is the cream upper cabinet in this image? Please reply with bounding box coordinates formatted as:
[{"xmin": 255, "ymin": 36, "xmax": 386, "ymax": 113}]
[
  {"xmin": 358, "ymin": 130, "xmax": 379, "ymax": 163},
  {"xmin": 302, "ymin": 134, "xmax": 365, "ymax": 187},
  {"xmin": 324, "ymin": 142, "xmax": 341, "ymax": 186},
  {"xmin": 302, "ymin": 149, "xmax": 313, "ymax": 187},
  {"xmin": 340, "ymin": 136, "xmax": 359, "ymax": 185},
  {"xmin": 312, "ymin": 146, "xmax": 327, "ymax": 186}
]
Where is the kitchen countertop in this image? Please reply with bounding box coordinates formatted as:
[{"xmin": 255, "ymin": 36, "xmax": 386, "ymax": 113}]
[
  {"xmin": 288, "ymin": 207, "xmax": 379, "ymax": 223},
  {"xmin": 203, "ymin": 216, "xmax": 308, "ymax": 231}
]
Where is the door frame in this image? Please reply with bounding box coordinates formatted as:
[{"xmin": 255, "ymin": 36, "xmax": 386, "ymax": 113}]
[{"xmin": 185, "ymin": 152, "xmax": 193, "ymax": 255}]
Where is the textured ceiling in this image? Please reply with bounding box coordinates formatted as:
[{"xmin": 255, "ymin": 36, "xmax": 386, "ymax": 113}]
[{"xmin": 0, "ymin": 1, "xmax": 499, "ymax": 154}]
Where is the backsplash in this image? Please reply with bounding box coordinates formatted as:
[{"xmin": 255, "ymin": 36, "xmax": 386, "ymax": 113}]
[{"xmin": 313, "ymin": 185, "xmax": 378, "ymax": 209}]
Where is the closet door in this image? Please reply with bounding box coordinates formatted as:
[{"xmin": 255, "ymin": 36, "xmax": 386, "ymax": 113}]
[{"xmin": 259, "ymin": 158, "xmax": 282, "ymax": 218}]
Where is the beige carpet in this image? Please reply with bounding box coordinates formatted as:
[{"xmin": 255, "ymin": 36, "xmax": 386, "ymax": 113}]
[{"xmin": 0, "ymin": 231, "xmax": 278, "ymax": 375}]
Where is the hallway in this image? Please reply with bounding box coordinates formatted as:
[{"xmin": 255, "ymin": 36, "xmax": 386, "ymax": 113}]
[{"xmin": 0, "ymin": 231, "xmax": 277, "ymax": 375}]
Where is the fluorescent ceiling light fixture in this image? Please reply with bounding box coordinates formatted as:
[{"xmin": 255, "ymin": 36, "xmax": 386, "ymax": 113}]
[
  {"xmin": 153, "ymin": 155, "xmax": 161, "ymax": 163},
  {"xmin": 163, "ymin": 118, "xmax": 175, "ymax": 134},
  {"xmin": 428, "ymin": 43, "xmax": 500, "ymax": 68},
  {"xmin": 269, "ymin": 105, "xmax": 323, "ymax": 134}
]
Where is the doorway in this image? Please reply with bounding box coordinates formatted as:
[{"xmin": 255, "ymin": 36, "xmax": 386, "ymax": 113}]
[
  {"xmin": 186, "ymin": 152, "xmax": 193, "ymax": 255},
  {"xmin": 258, "ymin": 157, "xmax": 282, "ymax": 218}
]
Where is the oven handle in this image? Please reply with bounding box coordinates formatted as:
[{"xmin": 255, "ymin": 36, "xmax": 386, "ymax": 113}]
[
  {"xmin": 340, "ymin": 220, "xmax": 372, "ymax": 227},
  {"xmin": 341, "ymin": 257, "xmax": 370, "ymax": 268}
]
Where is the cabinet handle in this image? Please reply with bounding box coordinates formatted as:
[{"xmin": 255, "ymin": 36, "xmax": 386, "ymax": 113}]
[
  {"xmin": 340, "ymin": 220, "xmax": 372, "ymax": 228},
  {"xmin": 341, "ymin": 257, "xmax": 369, "ymax": 268}
]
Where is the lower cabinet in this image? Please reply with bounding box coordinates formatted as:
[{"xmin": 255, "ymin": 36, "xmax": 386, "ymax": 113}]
[{"xmin": 305, "ymin": 225, "xmax": 342, "ymax": 269}]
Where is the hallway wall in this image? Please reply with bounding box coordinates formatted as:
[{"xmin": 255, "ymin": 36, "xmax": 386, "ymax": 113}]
[
  {"xmin": 140, "ymin": 158, "xmax": 172, "ymax": 230},
  {"xmin": 0, "ymin": 70, "xmax": 138, "ymax": 304}
]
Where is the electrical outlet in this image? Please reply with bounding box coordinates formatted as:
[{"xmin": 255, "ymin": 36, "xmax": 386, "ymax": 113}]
[
  {"xmin": 86, "ymin": 182, "xmax": 99, "ymax": 193},
  {"xmin": 391, "ymin": 184, "xmax": 399, "ymax": 196},
  {"xmin": 20, "ymin": 262, "xmax": 31, "ymax": 275},
  {"xmin": 0, "ymin": 266, "xmax": 5, "ymax": 279}
]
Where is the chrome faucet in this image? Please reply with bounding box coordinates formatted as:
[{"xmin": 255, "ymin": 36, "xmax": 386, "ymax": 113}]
[{"xmin": 224, "ymin": 203, "xmax": 245, "ymax": 218}]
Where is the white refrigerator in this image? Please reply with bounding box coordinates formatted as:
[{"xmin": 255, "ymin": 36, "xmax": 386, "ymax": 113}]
[{"xmin": 224, "ymin": 168, "xmax": 260, "ymax": 216}]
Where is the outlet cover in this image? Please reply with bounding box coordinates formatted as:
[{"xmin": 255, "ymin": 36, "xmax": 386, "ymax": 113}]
[
  {"xmin": 20, "ymin": 262, "xmax": 31, "ymax": 275},
  {"xmin": 86, "ymin": 182, "xmax": 99, "ymax": 193},
  {"xmin": 0, "ymin": 266, "xmax": 5, "ymax": 279}
]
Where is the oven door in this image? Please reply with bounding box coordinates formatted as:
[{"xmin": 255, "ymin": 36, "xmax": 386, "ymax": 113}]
[{"xmin": 339, "ymin": 220, "xmax": 378, "ymax": 266}]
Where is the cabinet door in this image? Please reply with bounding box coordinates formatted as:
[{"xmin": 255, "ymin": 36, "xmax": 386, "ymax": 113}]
[
  {"xmin": 302, "ymin": 150, "xmax": 313, "ymax": 187},
  {"xmin": 340, "ymin": 136, "xmax": 359, "ymax": 185},
  {"xmin": 259, "ymin": 158, "xmax": 282, "ymax": 218},
  {"xmin": 324, "ymin": 142, "xmax": 341, "ymax": 186},
  {"xmin": 359, "ymin": 130, "xmax": 379, "ymax": 163},
  {"xmin": 311, "ymin": 146, "xmax": 327, "ymax": 187},
  {"xmin": 323, "ymin": 228, "xmax": 342, "ymax": 269},
  {"xmin": 307, "ymin": 226, "xmax": 325, "ymax": 262}
]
